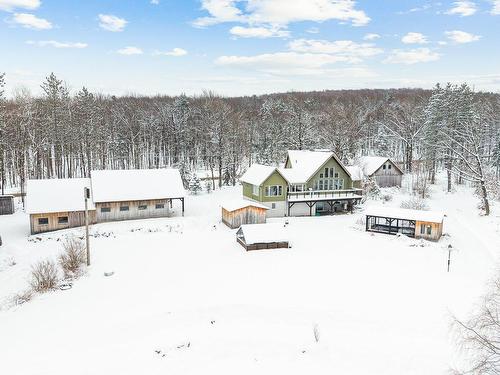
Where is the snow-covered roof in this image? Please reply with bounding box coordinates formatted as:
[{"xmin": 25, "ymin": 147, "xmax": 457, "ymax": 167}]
[
  {"xmin": 239, "ymin": 164, "xmax": 279, "ymax": 186},
  {"xmin": 222, "ymin": 199, "xmax": 269, "ymax": 212},
  {"xmin": 346, "ymin": 165, "xmax": 364, "ymax": 181},
  {"xmin": 91, "ymin": 168, "xmax": 185, "ymax": 203},
  {"xmin": 26, "ymin": 178, "xmax": 95, "ymax": 214},
  {"xmin": 358, "ymin": 156, "xmax": 402, "ymax": 176},
  {"xmin": 238, "ymin": 223, "xmax": 289, "ymax": 245},
  {"xmin": 365, "ymin": 206, "xmax": 445, "ymax": 223},
  {"xmin": 282, "ymin": 150, "xmax": 351, "ymax": 184}
]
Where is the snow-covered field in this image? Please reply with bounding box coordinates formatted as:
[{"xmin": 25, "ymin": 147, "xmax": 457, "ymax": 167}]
[{"xmin": 1, "ymin": 177, "xmax": 499, "ymax": 375}]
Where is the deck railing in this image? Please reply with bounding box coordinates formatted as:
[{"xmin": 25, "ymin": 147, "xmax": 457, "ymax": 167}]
[{"xmin": 287, "ymin": 188, "xmax": 363, "ymax": 201}]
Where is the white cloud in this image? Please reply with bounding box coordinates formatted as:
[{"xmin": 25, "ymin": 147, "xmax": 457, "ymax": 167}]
[
  {"xmin": 446, "ymin": 1, "xmax": 477, "ymax": 16},
  {"xmin": 445, "ymin": 30, "xmax": 481, "ymax": 43},
  {"xmin": 27, "ymin": 40, "xmax": 88, "ymax": 48},
  {"xmin": 193, "ymin": 0, "xmax": 370, "ymax": 28},
  {"xmin": 151, "ymin": 0, "xmax": 159, "ymax": 4},
  {"xmin": 401, "ymin": 32, "xmax": 428, "ymax": 44},
  {"xmin": 384, "ymin": 48, "xmax": 440, "ymax": 64},
  {"xmin": 11, "ymin": 13, "xmax": 51, "ymax": 29},
  {"xmin": 117, "ymin": 46, "xmax": 143, "ymax": 55},
  {"xmin": 363, "ymin": 33, "xmax": 380, "ymax": 41},
  {"xmin": 0, "ymin": 0, "xmax": 39, "ymax": 11},
  {"xmin": 306, "ymin": 27, "xmax": 319, "ymax": 34},
  {"xmin": 288, "ymin": 39, "xmax": 382, "ymax": 62},
  {"xmin": 491, "ymin": 0, "xmax": 500, "ymax": 14},
  {"xmin": 230, "ymin": 25, "xmax": 289, "ymax": 38},
  {"xmin": 98, "ymin": 14, "xmax": 127, "ymax": 32},
  {"xmin": 153, "ymin": 47, "xmax": 188, "ymax": 56}
]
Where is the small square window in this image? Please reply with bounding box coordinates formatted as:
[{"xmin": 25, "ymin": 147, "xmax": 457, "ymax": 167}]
[
  {"xmin": 426, "ymin": 226, "xmax": 432, "ymax": 235},
  {"xmin": 101, "ymin": 207, "xmax": 111, "ymax": 213},
  {"xmin": 383, "ymin": 165, "xmax": 386, "ymax": 170},
  {"xmin": 388, "ymin": 164, "xmax": 392, "ymax": 169},
  {"xmin": 271, "ymin": 203, "xmax": 276, "ymax": 209},
  {"xmin": 138, "ymin": 205, "xmax": 147, "ymax": 210},
  {"xmin": 155, "ymin": 204, "xmax": 165, "ymax": 209},
  {"xmin": 120, "ymin": 206, "xmax": 129, "ymax": 212},
  {"xmin": 334, "ymin": 172, "xmax": 339, "ymax": 178},
  {"xmin": 38, "ymin": 218, "xmax": 49, "ymax": 225},
  {"xmin": 58, "ymin": 216, "xmax": 68, "ymax": 224}
]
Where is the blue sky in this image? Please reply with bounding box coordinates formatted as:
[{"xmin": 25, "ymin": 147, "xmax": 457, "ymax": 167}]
[{"xmin": 1, "ymin": 0, "xmax": 499, "ymax": 96}]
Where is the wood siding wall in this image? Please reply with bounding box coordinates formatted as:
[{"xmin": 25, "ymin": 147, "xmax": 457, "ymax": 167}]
[
  {"xmin": 0, "ymin": 196, "xmax": 14, "ymax": 215},
  {"xmin": 30, "ymin": 210, "xmax": 97, "ymax": 235},
  {"xmin": 371, "ymin": 160, "xmax": 403, "ymax": 187},
  {"xmin": 415, "ymin": 221, "xmax": 443, "ymax": 241},
  {"xmin": 95, "ymin": 199, "xmax": 170, "ymax": 223},
  {"xmin": 222, "ymin": 206, "xmax": 266, "ymax": 229}
]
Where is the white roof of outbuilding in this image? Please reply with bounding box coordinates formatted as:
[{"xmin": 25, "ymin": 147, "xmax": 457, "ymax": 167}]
[
  {"xmin": 239, "ymin": 164, "xmax": 279, "ymax": 186},
  {"xmin": 346, "ymin": 165, "xmax": 364, "ymax": 181},
  {"xmin": 91, "ymin": 168, "xmax": 185, "ymax": 203},
  {"xmin": 365, "ymin": 206, "xmax": 445, "ymax": 223},
  {"xmin": 358, "ymin": 156, "xmax": 402, "ymax": 176},
  {"xmin": 222, "ymin": 199, "xmax": 269, "ymax": 212},
  {"xmin": 26, "ymin": 178, "xmax": 95, "ymax": 214},
  {"xmin": 238, "ymin": 223, "xmax": 289, "ymax": 245}
]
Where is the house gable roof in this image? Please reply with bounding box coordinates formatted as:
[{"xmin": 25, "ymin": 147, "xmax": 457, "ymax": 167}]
[
  {"xmin": 281, "ymin": 150, "xmax": 352, "ymax": 184},
  {"xmin": 240, "ymin": 164, "xmax": 287, "ymax": 186}
]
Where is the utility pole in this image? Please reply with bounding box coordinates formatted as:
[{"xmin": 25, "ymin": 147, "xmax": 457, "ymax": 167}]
[
  {"xmin": 447, "ymin": 244, "xmax": 453, "ymax": 272},
  {"xmin": 84, "ymin": 187, "xmax": 91, "ymax": 266}
]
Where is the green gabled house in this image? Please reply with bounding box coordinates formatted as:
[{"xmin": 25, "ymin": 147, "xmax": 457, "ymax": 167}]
[{"xmin": 240, "ymin": 150, "xmax": 363, "ymax": 217}]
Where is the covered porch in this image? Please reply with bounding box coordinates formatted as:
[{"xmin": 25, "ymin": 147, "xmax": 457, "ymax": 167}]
[{"xmin": 287, "ymin": 189, "xmax": 363, "ymax": 217}]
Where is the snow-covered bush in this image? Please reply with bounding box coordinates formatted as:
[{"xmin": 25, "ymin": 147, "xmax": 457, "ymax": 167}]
[
  {"xmin": 12, "ymin": 289, "xmax": 34, "ymax": 305},
  {"xmin": 400, "ymin": 197, "xmax": 428, "ymax": 211},
  {"xmin": 29, "ymin": 259, "xmax": 59, "ymax": 293},
  {"xmin": 58, "ymin": 237, "xmax": 87, "ymax": 279},
  {"xmin": 381, "ymin": 193, "xmax": 393, "ymax": 202},
  {"xmin": 189, "ymin": 174, "xmax": 202, "ymax": 195}
]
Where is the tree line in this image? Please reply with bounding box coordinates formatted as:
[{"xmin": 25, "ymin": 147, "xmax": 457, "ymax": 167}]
[{"xmin": 0, "ymin": 73, "xmax": 499, "ymax": 212}]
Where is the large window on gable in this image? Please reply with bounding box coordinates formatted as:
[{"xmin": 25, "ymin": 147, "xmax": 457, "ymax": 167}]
[
  {"xmin": 252, "ymin": 184, "xmax": 259, "ymax": 196},
  {"xmin": 265, "ymin": 185, "xmax": 282, "ymax": 197}
]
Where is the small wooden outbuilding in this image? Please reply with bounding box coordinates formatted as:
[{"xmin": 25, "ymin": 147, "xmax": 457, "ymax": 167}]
[
  {"xmin": 365, "ymin": 207, "xmax": 444, "ymax": 241},
  {"xmin": 359, "ymin": 156, "xmax": 404, "ymax": 187},
  {"xmin": 236, "ymin": 223, "xmax": 290, "ymax": 251},
  {"xmin": 222, "ymin": 200, "xmax": 269, "ymax": 229},
  {"xmin": 0, "ymin": 195, "xmax": 15, "ymax": 215}
]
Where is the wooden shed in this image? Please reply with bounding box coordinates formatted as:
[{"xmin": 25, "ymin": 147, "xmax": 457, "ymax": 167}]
[
  {"xmin": 0, "ymin": 195, "xmax": 15, "ymax": 215},
  {"xmin": 365, "ymin": 207, "xmax": 444, "ymax": 241},
  {"xmin": 359, "ymin": 156, "xmax": 403, "ymax": 187},
  {"xmin": 222, "ymin": 200, "xmax": 269, "ymax": 229},
  {"xmin": 236, "ymin": 223, "xmax": 290, "ymax": 251}
]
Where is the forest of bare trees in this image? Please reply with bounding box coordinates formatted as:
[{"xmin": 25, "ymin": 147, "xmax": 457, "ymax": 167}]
[{"xmin": 0, "ymin": 73, "xmax": 499, "ymax": 213}]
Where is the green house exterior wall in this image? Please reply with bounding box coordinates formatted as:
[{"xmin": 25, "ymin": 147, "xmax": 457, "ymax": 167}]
[
  {"xmin": 305, "ymin": 157, "xmax": 353, "ymax": 189},
  {"xmin": 241, "ymin": 170, "xmax": 287, "ymax": 202}
]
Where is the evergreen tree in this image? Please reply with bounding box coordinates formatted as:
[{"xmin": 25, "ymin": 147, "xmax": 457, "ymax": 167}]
[{"xmin": 189, "ymin": 174, "xmax": 202, "ymax": 195}]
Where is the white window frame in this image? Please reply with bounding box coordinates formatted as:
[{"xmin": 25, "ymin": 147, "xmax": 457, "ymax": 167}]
[
  {"xmin": 252, "ymin": 184, "xmax": 259, "ymax": 196},
  {"xmin": 265, "ymin": 185, "xmax": 283, "ymax": 197}
]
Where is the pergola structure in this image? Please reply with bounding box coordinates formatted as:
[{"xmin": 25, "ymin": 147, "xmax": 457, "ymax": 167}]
[{"xmin": 366, "ymin": 214, "xmax": 416, "ymax": 237}]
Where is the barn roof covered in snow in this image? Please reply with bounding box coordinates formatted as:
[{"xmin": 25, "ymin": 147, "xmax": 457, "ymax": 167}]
[
  {"xmin": 26, "ymin": 178, "xmax": 95, "ymax": 214},
  {"xmin": 91, "ymin": 168, "xmax": 185, "ymax": 203},
  {"xmin": 365, "ymin": 206, "xmax": 445, "ymax": 223},
  {"xmin": 281, "ymin": 150, "xmax": 351, "ymax": 184},
  {"xmin": 222, "ymin": 199, "xmax": 269, "ymax": 212},
  {"xmin": 237, "ymin": 223, "xmax": 289, "ymax": 245},
  {"xmin": 358, "ymin": 156, "xmax": 403, "ymax": 176},
  {"xmin": 239, "ymin": 164, "xmax": 282, "ymax": 186}
]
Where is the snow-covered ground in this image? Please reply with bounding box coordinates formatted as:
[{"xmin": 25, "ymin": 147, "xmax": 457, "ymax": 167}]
[{"xmin": 0, "ymin": 176, "xmax": 499, "ymax": 375}]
